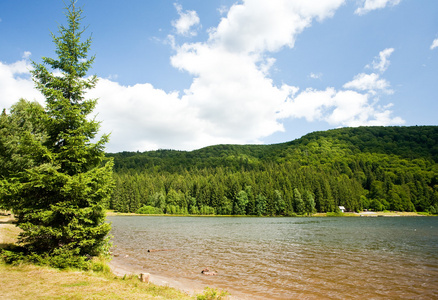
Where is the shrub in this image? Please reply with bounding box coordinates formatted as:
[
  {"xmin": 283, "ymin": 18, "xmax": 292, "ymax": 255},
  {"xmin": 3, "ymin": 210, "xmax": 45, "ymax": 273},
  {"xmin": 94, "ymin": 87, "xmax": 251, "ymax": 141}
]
[
  {"xmin": 197, "ymin": 287, "xmax": 230, "ymax": 300},
  {"xmin": 136, "ymin": 205, "xmax": 163, "ymax": 215},
  {"xmin": 1, "ymin": 246, "xmax": 111, "ymax": 272}
]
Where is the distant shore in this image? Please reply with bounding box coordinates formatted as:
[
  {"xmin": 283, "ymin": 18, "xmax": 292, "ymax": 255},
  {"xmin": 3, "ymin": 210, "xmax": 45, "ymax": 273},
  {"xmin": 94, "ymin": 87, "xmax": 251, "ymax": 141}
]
[
  {"xmin": 106, "ymin": 210, "xmax": 429, "ymax": 217},
  {"xmin": 315, "ymin": 211, "xmax": 426, "ymax": 217}
]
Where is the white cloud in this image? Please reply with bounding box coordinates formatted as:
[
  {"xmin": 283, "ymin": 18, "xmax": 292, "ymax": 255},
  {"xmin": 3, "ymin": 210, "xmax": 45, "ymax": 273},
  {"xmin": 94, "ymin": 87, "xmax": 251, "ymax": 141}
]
[
  {"xmin": 166, "ymin": 0, "xmax": 351, "ymax": 148},
  {"xmin": 170, "ymin": 43, "xmax": 292, "ymax": 141},
  {"xmin": 209, "ymin": 0, "xmax": 345, "ymax": 53},
  {"xmin": 0, "ymin": 54, "xmax": 45, "ymax": 112},
  {"xmin": 88, "ymin": 79, "xmax": 209, "ymax": 151},
  {"xmin": 1, "ymin": 1, "xmax": 405, "ymax": 152},
  {"xmin": 431, "ymin": 38, "xmax": 438, "ymax": 50},
  {"xmin": 259, "ymin": 57, "xmax": 277, "ymax": 75},
  {"xmin": 218, "ymin": 5, "xmax": 229, "ymax": 16},
  {"xmin": 345, "ymin": 48, "xmax": 395, "ymax": 95},
  {"xmin": 343, "ymin": 73, "xmax": 393, "ymax": 95},
  {"xmin": 369, "ymin": 48, "xmax": 394, "ymax": 72},
  {"xmin": 281, "ymin": 88, "xmax": 337, "ymax": 122},
  {"xmin": 106, "ymin": 74, "xmax": 118, "ymax": 81},
  {"xmin": 325, "ymin": 91, "xmax": 403, "ymax": 126},
  {"xmin": 280, "ymin": 46, "xmax": 402, "ymax": 127},
  {"xmin": 355, "ymin": 0, "xmax": 401, "ymax": 15},
  {"xmin": 309, "ymin": 72, "xmax": 322, "ymax": 79},
  {"xmin": 171, "ymin": 3, "xmax": 200, "ymax": 36},
  {"xmin": 281, "ymin": 88, "xmax": 403, "ymax": 127},
  {"xmin": 22, "ymin": 51, "xmax": 32, "ymax": 59},
  {"xmin": 326, "ymin": 90, "xmax": 371, "ymax": 125}
]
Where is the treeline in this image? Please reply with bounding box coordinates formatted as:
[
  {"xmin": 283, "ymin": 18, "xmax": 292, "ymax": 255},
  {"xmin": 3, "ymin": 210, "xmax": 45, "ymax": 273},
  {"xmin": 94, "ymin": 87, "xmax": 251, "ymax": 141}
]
[{"xmin": 107, "ymin": 126, "xmax": 438, "ymax": 215}]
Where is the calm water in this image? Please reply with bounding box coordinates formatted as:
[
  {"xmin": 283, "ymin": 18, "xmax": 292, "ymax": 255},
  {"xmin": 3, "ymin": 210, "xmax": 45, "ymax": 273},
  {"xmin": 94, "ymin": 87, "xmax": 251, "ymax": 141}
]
[{"xmin": 108, "ymin": 216, "xmax": 438, "ymax": 299}]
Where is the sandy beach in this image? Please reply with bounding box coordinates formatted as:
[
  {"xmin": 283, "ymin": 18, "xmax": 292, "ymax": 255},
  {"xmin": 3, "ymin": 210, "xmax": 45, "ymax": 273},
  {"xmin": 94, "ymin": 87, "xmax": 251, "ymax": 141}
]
[{"xmin": 108, "ymin": 256, "xmax": 210, "ymax": 298}]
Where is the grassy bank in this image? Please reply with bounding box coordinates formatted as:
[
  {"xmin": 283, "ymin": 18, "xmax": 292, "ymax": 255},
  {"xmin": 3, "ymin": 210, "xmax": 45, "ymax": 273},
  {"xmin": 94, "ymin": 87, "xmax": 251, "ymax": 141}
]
[{"xmin": 0, "ymin": 262, "xmax": 194, "ymax": 300}]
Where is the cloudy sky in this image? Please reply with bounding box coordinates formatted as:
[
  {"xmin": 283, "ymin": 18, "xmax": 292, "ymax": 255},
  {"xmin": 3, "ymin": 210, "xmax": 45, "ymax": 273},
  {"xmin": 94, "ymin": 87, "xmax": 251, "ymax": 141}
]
[{"xmin": 1, "ymin": 0, "xmax": 437, "ymax": 152}]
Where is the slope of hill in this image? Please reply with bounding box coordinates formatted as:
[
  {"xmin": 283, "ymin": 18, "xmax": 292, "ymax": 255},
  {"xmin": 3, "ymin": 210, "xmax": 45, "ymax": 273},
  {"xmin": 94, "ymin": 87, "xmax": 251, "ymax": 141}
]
[{"xmin": 107, "ymin": 126, "xmax": 438, "ymax": 215}]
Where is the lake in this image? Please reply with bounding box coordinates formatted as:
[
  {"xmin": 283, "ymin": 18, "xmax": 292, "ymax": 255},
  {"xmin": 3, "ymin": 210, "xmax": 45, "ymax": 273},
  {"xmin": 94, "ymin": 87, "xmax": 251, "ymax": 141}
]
[{"xmin": 107, "ymin": 216, "xmax": 438, "ymax": 299}]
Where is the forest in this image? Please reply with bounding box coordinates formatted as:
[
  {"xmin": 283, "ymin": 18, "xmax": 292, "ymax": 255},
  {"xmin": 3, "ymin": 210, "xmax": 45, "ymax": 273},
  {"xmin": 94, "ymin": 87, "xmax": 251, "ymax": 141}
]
[{"xmin": 107, "ymin": 126, "xmax": 438, "ymax": 216}]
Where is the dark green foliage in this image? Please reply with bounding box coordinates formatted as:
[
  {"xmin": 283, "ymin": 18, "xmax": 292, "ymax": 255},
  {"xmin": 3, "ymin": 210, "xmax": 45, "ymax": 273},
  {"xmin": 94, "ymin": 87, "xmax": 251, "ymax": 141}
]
[
  {"xmin": 0, "ymin": 1, "xmax": 113, "ymax": 268},
  {"xmin": 0, "ymin": 100, "xmax": 47, "ymax": 187},
  {"xmin": 1, "ymin": 247, "xmax": 108, "ymax": 271},
  {"xmin": 108, "ymin": 126, "xmax": 438, "ymax": 215}
]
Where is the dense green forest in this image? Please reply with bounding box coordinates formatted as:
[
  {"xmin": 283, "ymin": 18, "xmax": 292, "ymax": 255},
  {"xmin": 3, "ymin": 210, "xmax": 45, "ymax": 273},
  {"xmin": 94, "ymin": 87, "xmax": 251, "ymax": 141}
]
[{"xmin": 107, "ymin": 126, "xmax": 438, "ymax": 216}]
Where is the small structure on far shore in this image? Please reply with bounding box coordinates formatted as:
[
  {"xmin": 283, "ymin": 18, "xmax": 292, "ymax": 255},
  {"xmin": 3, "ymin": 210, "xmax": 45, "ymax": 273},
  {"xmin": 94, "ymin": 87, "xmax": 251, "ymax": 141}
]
[{"xmin": 338, "ymin": 206, "xmax": 346, "ymax": 213}]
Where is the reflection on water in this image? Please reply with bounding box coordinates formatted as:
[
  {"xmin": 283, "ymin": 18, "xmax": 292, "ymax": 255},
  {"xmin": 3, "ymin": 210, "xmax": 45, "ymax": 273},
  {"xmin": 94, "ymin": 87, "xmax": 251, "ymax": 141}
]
[{"xmin": 108, "ymin": 216, "xmax": 438, "ymax": 299}]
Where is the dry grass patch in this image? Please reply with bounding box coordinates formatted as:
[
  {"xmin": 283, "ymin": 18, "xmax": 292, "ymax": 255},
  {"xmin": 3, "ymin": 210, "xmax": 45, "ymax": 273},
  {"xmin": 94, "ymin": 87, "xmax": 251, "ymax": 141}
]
[
  {"xmin": 0, "ymin": 215, "xmax": 21, "ymax": 248},
  {"xmin": 0, "ymin": 262, "xmax": 193, "ymax": 299}
]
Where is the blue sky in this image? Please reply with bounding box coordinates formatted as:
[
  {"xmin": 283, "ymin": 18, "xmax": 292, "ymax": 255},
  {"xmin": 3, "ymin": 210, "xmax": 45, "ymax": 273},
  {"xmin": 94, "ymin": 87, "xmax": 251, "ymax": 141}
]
[{"xmin": 1, "ymin": 0, "xmax": 437, "ymax": 152}]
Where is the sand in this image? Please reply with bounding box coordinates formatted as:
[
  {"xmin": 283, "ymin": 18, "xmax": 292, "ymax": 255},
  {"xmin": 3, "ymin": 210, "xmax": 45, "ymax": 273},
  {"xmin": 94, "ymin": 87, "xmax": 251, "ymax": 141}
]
[{"xmin": 108, "ymin": 257, "xmax": 208, "ymax": 297}]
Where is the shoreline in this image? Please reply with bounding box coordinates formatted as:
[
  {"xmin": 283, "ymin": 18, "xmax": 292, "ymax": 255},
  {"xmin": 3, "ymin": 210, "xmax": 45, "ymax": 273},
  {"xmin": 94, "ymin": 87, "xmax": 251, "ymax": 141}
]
[
  {"xmin": 107, "ymin": 210, "xmax": 428, "ymax": 217},
  {"xmin": 108, "ymin": 257, "xmax": 224, "ymax": 298},
  {"xmin": 108, "ymin": 257, "xmax": 250, "ymax": 300}
]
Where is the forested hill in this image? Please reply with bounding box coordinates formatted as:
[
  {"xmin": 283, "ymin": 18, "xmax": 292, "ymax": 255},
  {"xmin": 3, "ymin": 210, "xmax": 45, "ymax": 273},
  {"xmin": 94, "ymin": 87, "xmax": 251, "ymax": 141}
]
[
  {"xmin": 108, "ymin": 126, "xmax": 438, "ymax": 172},
  {"xmin": 107, "ymin": 126, "xmax": 438, "ymax": 215}
]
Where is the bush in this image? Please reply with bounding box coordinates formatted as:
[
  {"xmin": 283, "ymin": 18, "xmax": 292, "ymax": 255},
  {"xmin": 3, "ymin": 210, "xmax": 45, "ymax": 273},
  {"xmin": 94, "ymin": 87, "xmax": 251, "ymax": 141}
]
[
  {"xmin": 197, "ymin": 287, "xmax": 230, "ymax": 300},
  {"xmin": 199, "ymin": 205, "xmax": 216, "ymax": 215},
  {"xmin": 428, "ymin": 205, "xmax": 438, "ymax": 215},
  {"xmin": 1, "ymin": 249, "xmax": 27, "ymax": 265},
  {"xmin": 136, "ymin": 205, "xmax": 163, "ymax": 215},
  {"xmin": 1, "ymin": 247, "xmax": 110, "ymax": 272}
]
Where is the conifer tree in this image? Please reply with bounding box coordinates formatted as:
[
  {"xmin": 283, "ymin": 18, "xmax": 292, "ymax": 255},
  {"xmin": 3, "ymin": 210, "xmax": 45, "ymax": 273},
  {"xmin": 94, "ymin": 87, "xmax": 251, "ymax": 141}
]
[
  {"xmin": 303, "ymin": 190, "xmax": 316, "ymax": 215},
  {"xmin": 0, "ymin": 1, "xmax": 113, "ymax": 266},
  {"xmin": 293, "ymin": 188, "xmax": 305, "ymax": 215}
]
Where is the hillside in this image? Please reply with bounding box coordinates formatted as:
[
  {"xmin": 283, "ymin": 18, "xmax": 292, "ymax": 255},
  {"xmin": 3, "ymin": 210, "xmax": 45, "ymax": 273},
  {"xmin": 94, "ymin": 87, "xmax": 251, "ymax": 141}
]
[
  {"xmin": 109, "ymin": 126, "xmax": 438, "ymax": 172},
  {"xmin": 107, "ymin": 126, "xmax": 438, "ymax": 215}
]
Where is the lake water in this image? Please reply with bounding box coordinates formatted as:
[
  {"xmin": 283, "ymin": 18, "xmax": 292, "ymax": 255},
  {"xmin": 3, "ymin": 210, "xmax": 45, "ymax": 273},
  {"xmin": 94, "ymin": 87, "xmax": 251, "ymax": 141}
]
[{"xmin": 108, "ymin": 216, "xmax": 438, "ymax": 299}]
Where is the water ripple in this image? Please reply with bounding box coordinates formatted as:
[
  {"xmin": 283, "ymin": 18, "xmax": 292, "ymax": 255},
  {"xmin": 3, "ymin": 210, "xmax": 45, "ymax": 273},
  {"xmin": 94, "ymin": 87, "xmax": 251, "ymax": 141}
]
[{"xmin": 109, "ymin": 216, "xmax": 438, "ymax": 299}]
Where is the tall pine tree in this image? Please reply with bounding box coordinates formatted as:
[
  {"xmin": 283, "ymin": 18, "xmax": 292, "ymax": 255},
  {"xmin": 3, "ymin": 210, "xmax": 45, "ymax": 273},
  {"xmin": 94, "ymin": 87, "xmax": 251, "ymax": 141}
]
[{"xmin": 0, "ymin": 0, "xmax": 113, "ymax": 266}]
